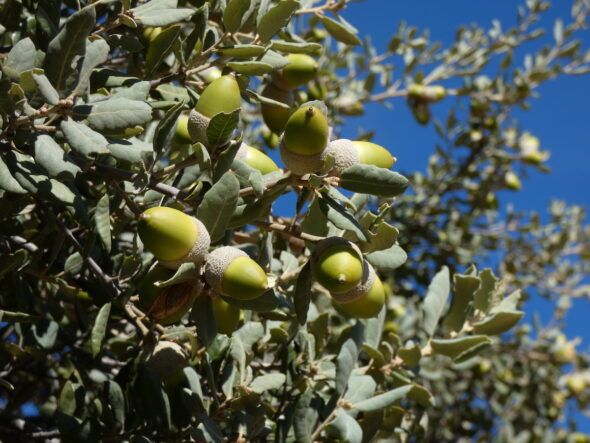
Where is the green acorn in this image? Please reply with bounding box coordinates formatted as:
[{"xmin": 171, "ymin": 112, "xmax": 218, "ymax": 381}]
[
  {"xmin": 212, "ymin": 296, "xmax": 241, "ymax": 335},
  {"xmin": 260, "ymin": 82, "xmax": 294, "ymax": 134},
  {"xmin": 173, "ymin": 115, "xmax": 191, "ymax": 144},
  {"xmin": 408, "ymin": 84, "xmax": 446, "ymax": 102},
  {"xmin": 235, "ymin": 143, "xmax": 280, "ymax": 175},
  {"xmin": 353, "ymin": 141, "xmax": 397, "ymax": 169},
  {"xmin": 142, "ymin": 27, "xmax": 163, "ymax": 43},
  {"xmin": 138, "ymin": 206, "xmax": 210, "ymax": 269},
  {"xmin": 312, "ymin": 238, "xmax": 364, "ymax": 295},
  {"xmin": 146, "ymin": 340, "xmax": 188, "ymax": 388},
  {"xmin": 204, "ymin": 246, "xmax": 268, "ymax": 300},
  {"xmin": 138, "ymin": 265, "xmax": 200, "ymax": 325},
  {"xmin": 504, "ymin": 171, "xmax": 522, "ymax": 191},
  {"xmin": 280, "ymin": 104, "xmax": 330, "ymax": 175},
  {"xmin": 187, "ymin": 75, "xmax": 242, "ymax": 144},
  {"xmin": 333, "ymin": 266, "xmax": 386, "ymax": 318},
  {"xmin": 272, "ymin": 54, "xmax": 318, "ymax": 90}
]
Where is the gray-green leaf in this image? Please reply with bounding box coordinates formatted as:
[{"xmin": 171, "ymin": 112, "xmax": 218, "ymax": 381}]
[
  {"xmin": 421, "ymin": 266, "xmax": 450, "ymax": 337},
  {"xmin": 257, "ymin": 1, "xmax": 300, "ymax": 43},
  {"xmin": 61, "ymin": 119, "xmax": 110, "ymax": 157},
  {"xmin": 196, "ymin": 172, "xmax": 240, "ymax": 242},
  {"xmin": 94, "ymin": 194, "xmax": 111, "ymax": 252},
  {"xmin": 339, "ymin": 164, "xmax": 409, "ymax": 197},
  {"xmin": 91, "ymin": 303, "xmax": 111, "ymax": 357}
]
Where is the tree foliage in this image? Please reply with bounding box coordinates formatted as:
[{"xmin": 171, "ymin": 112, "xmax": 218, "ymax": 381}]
[{"xmin": 0, "ymin": 0, "xmax": 590, "ymax": 441}]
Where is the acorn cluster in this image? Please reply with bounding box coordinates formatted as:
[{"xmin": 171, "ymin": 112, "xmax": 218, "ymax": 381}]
[
  {"xmin": 137, "ymin": 206, "xmax": 268, "ymax": 333},
  {"xmin": 311, "ymin": 238, "xmax": 386, "ymax": 318}
]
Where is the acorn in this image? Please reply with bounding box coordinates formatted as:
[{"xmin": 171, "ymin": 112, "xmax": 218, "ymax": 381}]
[
  {"xmin": 187, "ymin": 75, "xmax": 241, "ymax": 144},
  {"xmin": 333, "ymin": 265, "xmax": 386, "ymax": 317},
  {"xmin": 407, "ymin": 84, "xmax": 446, "ymax": 103},
  {"xmin": 260, "ymin": 82, "xmax": 294, "ymax": 134},
  {"xmin": 234, "ymin": 143, "xmax": 280, "ymax": 175},
  {"xmin": 146, "ymin": 340, "xmax": 188, "ymax": 388},
  {"xmin": 142, "ymin": 27, "xmax": 163, "ymax": 43},
  {"xmin": 204, "ymin": 246, "xmax": 269, "ymax": 300},
  {"xmin": 312, "ymin": 237, "xmax": 364, "ymax": 295},
  {"xmin": 565, "ymin": 374, "xmax": 587, "ymax": 396},
  {"xmin": 138, "ymin": 265, "xmax": 200, "ymax": 325},
  {"xmin": 519, "ymin": 133, "xmax": 549, "ymax": 165},
  {"xmin": 353, "ymin": 141, "xmax": 396, "ymax": 169},
  {"xmin": 280, "ymin": 104, "xmax": 330, "ymax": 175},
  {"xmin": 212, "ymin": 295, "xmax": 241, "ymax": 335},
  {"xmin": 272, "ymin": 54, "xmax": 318, "ymax": 90},
  {"xmin": 321, "ymin": 139, "xmax": 360, "ymax": 176},
  {"xmin": 504, "ymin": 171, "xmax": 522, "ymax": 191},
  {"xmin": 138, "ymin": 206, "xmax": 211, "ymax": 269}
]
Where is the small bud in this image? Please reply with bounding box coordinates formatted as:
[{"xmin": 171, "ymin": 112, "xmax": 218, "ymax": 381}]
[
  {"xmin": 205, "ymin": 246, "xmax": 268, "ymax": 300},
  {"xmin": 138, "ymin": 207, "xmax": 210, "ymax": 269},
  {"xmin": 312, "ymin": 238, "xmax": 364, "ymax": 295}
]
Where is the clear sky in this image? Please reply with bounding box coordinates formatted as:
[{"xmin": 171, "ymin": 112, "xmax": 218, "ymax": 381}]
[{"xmin": 336, "ymin": 0, "xmax": 590, "ymax": 431}]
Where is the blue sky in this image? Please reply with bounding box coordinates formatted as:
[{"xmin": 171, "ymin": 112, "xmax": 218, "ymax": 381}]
[{"xmin": 336, "ymin": 0, "xmax": 590, "ymax": 431}]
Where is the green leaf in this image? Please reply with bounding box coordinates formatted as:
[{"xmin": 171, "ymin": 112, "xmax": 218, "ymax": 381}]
[
  {"xmin": 190, "ymin": 296, "xmax": 216, "ymax": 347},
  {"xmin": 32, "ymin": 73, "xmax": 59, "ymax": 105},
  {"xmin": 444, "ymin": 274, "xmax": 480, "ymax": 332},
  {"xmin": 94, "ymin": 194, "xmax": 111, "ymax": 252},
  {"xmin": 398, "ymin": 341, "xmax": 421, "ymax": 368},
  {"xmin": 91, "ymin": 302, "xmax": 111, "ymax": 357},
  {"xmin": 44, "ymin": 5, "xmax": 96, "ymax": 93},
  {"xmin": 431, "ymin": 335, "xmax": 492, "ymax": 360},
  {"xmin": 270, "ymin": 40, "xmax": 322, "ymax": 54},
  {"xmin": 106, "ymin": 381, "xmax": 125, "ymax": 430},
  {"xmin": 335, "ymin": 338, "xmax": 358, "ymax": 396},
  {"xmin": 221, "ymin": 289, "xmax": 279, "ymax": 312},
  {"xmin": 223, "ymin": 0, "xmax": 251, "ymax": 33},
  {"xmin": 74, "ymin": 38, "xmax": 110, "ymax": 95},
  {"xmin": 184, "ymin": 4, "xmax": 208, "ymax": 60},
  {"xmin": 75, "ymin": 98, "xmax": 152, "ymax": 131},
  {"xmin": 154, "ymin": 263, "xmax": 198, "ymax": 288},
  {"xmin": 318, "ymin": 194, "xmax": 369, "ymax": 242},
  {"xmin": 366, "ymin": 245, "xmax": 407, "ymax": 271},
  {"xmin": 227, "ymin": 61, "xmax": 275, "ymax": 75},
  {"xmin": 0, "ymin": 309, "xmax": 39, "ymax": 323},
  {"xmin": 344, "ymin": 375, "xmax": 377, "ymax": 405},
  {"xmin": 326, "ymin": 410, "xmax": 363, "ymax": 443},
  {"xmin": 472, "ymin": 310, "xmax": 524, "ymax": 335},
  {"xmin": 146, "ymin": 25, "xmax": 182, "ymax": 76},
  {"xmin": 64, "ymin": 252, "xmax": 84, "ymax": 274},
  {"xmin": 421, "ymin": 266, "xmax": 450, "ymax": 337},
  {"xmin": 196, "ymin": 172, "xmax": 240, "ymax": 242},
  {"xmin": 294, "ymin": 390, "xmax": 318, "ymax": 443},
  {"xmin": 212, "ymin": 141, "xmax": 242, "ymax": 181},
  {"xmin": 59, "ymin": 381, "xmax": 79, "ymax": 415},
  {"xmin": 219, "ymin": 44, "xmax": 265, "ymax": 57},
  {"xmin": 3, "ymin": 38, "xmax": 39, "ymax": 81},
  {"xmin": 473, "ymin": 268, "xmax": 498, "ymax": 313},
  {"xmin": 112, "ymin": 81, "xmax": 151, "ymax": 100},
  {"xmin": 61, "ymin": 119, "xmax": 110, "ymax": 157},
  {"xmin": 135, "ymin": 365, "xmax": 172, "ymax": 432},
  {"xmin": 34, "ymin": 134, "xmax": 81, "ymax": 181},
  {"xmin": 153, "ymin": 101, "xmax": 185, "ymax": 154},
  {"xmin": 257, "ymin": 0, "xmax": 300, "ymax": 43},
  {"xmin": 0, "ymin": 155, "xmax": 27, "ymax": 194},
  {"xmin": 339, "ymin": 164, "xmax": 409, "ymax": 197},
  {"xmin": 320, "ymin": 15, "xmax": 362, "ymax": 46},
  {"xmin": 249, "ymin": 373, "xmax": 286, "ymax": 393},
  {"xmin": 33, "ymin": 320, "xmax": 59, "ymax": 349},
  {"xmin": 409, "ymin": 384, "xmax": 435, "ymax": 407},
  {"xmin": 132, "ymin": 0, "xmax": 194, "ymax": 26},
  {"xmin": 352, "ymin": 385, "xmax": 413, "ymax": 412},
  {"xmin": 206, "ymin": 109, "xmax": 241, "ymax": 147},
  {"xmin": 0, "ymin": 250, "xmax": 27, "ymax": 280},
  {"xmin": 107, "ymin": 138, "xmax": 154, "ymax": 164},
  {"xmin": 294, "ymin": 261, "xmax": 312, "ymax": 325}
]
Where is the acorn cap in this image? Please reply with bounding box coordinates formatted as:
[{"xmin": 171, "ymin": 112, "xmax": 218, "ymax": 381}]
[
  {"xmin": 212, "ymin": 295, "xmax": 241, "ymax": 335},
  {"xmin": 138, "ymin": 207, "xmax": 210, "ymax": 269},
  {"xmin": 279, "ymin": 138, "xmax": 324, "ymax": 176},
  {"xmin": 195, "ymin": 75, "xmax": 241, "ymax": 118},
  {"xmin": 333, "ymin": 265, "xmax": 385, "ymax": 314},
  {"xmin": 283, "ymin": 105, "xmax": 329, "ymax": 156},
  {"xmin": 321, "ymin": 138, "xmax": 360, "ymax": 176},
  {"xmin": 272, "ymin": 54, "xmax": 318, "ymax": 90},
  {"xmin": 204, "ymin": 246, "xmax": 268, "ymax": 300},
  {"xmin": 235, "ymin": 144, "xmax": 280, "ymax": 175},
  {"xmin": 312, "ymin": 237, "xmax": 364, "ymax": 294},
  {"xmin": 261, "ymin": 82, "xmax": 294, "ymax": 134},
  {"xmin": 146, "ymin": 340, "xmax": 188, "ymax": 388},
  {"xmin": 187, "ymin": 108, "xmax": 210, "ymax": 145},
  {"xmin": 352, "ymin": 141, "xmax": 396, "ymax": 169},
  {"xmin": 138, "ymin": 264, "xmax": 201, "ymax": 325}
]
